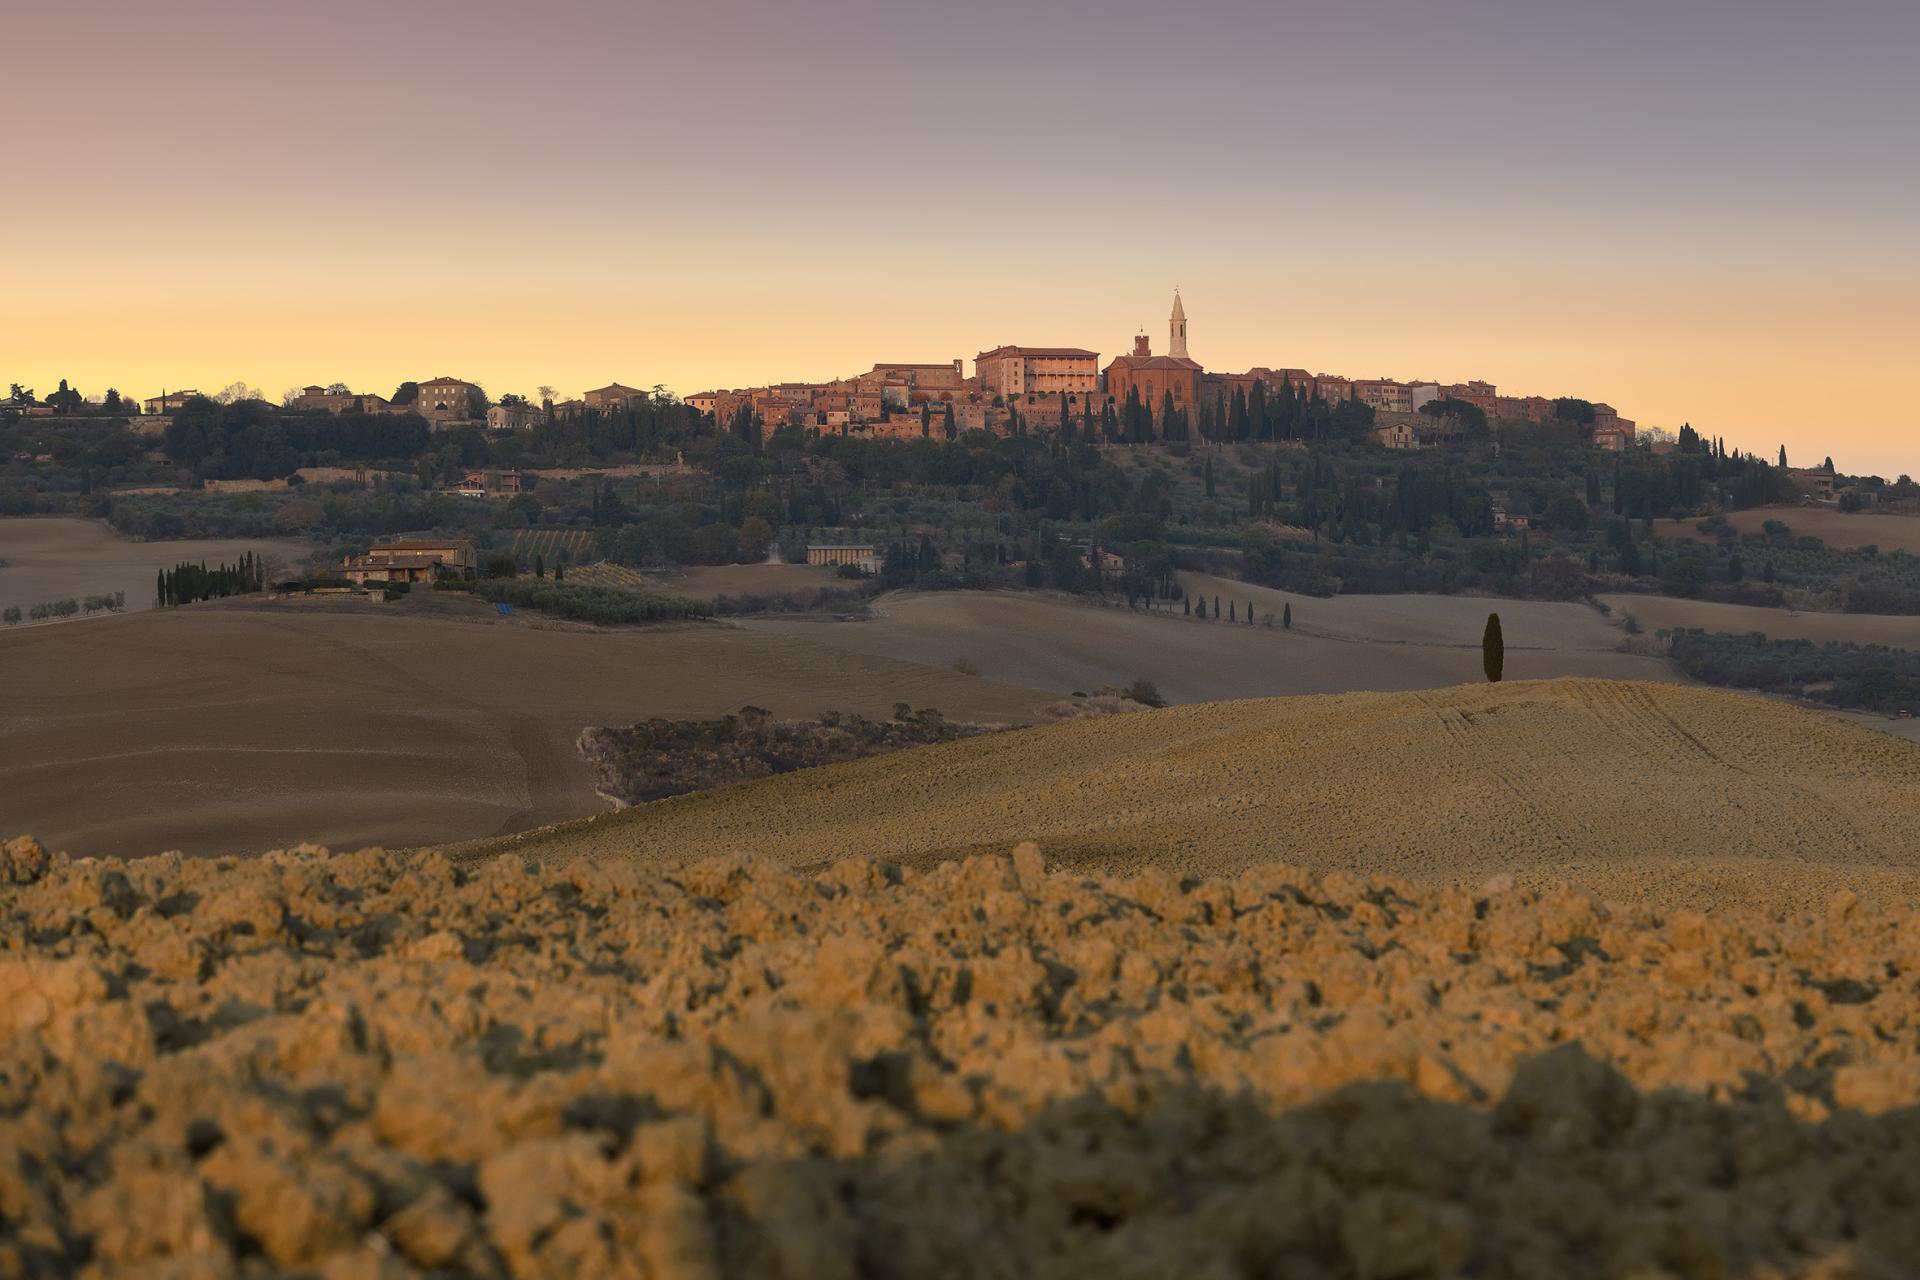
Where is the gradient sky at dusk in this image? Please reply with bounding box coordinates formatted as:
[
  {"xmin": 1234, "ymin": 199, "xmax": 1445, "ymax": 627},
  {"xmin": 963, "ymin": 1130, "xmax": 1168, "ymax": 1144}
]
[{"xmin": 6, "ymin": 0, "xmax": 1917, "ymax": 474}]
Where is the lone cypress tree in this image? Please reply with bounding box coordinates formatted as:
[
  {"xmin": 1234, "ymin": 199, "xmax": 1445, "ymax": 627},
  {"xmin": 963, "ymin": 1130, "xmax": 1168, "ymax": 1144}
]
[
  {"xmin": 1247, "ymin": 600, "xmax": 1254, "ymax": 624},
  {"xmin": 1213, "ymin": 594, "xmax": 1220, "ymax": 619},
  {"xmin": 1282, "ymin": 601, "xmax": 1292, "ymax": 629},
  {"xmin": 1483, "ymin": 612, "xmax": 1504, "ymax": 683}
]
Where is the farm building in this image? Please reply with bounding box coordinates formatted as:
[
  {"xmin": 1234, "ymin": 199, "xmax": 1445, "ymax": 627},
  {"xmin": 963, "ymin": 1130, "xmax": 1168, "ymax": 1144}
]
[
  {"xmin": 340, "ymin": 539, "xmax": 478, "ymax": 584},
  {"xmin": 807, "ymin": 544, "xmax": 880, "ymax": 572}
]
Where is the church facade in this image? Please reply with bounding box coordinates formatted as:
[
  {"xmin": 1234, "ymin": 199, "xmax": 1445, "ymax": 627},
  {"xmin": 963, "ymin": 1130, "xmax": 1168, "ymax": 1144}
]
[{"xmin": 1101, "ymin": 292, "xmax": 1203, "ymax": 434}]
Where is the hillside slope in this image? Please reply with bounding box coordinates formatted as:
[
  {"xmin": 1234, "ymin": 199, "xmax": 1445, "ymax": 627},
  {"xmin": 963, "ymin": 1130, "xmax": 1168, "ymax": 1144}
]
[{"xmin": 478, "ymin": 679, "xmax": 1920, "ymax": 910}]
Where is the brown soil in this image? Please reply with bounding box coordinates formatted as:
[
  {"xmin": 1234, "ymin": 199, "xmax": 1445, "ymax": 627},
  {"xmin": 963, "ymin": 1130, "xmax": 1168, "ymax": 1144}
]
[
  {"xmin": 0, "ymin": 517, "xmax": 315, "ymax": 624},
  {"xmin": 0, "ymin": 606, "xmax": 1050, "ymax": 859},
  {"xmin": 3, "ymin": 833, "xmax": 1916, "ymax": 1277},
  {"xmin": 750, "ymin": 586, "xmax": 1677, "ymax": 707},
  {"xmin": 475, "ymin": 679, "xmax": 1920, "ymax": 915}
]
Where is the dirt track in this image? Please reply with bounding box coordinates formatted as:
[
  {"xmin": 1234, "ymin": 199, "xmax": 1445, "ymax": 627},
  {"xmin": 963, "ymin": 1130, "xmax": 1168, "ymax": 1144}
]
[
  {"xmin": 3, "ymin": 834, "xmax": 1917, "ymax": 1277},
  {"xmin": 488, "ymin": 679, "xmax": 1920, "ymax": 914}
]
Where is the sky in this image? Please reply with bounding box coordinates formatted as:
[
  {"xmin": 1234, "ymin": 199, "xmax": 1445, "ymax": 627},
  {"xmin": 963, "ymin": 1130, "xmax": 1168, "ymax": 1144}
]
[{"xmin": 4, "ymin": 0, "xmax": 1917, "ymax": 476}]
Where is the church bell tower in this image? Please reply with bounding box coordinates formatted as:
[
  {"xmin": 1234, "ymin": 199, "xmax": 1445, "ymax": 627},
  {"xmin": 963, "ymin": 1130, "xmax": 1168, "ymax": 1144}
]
[{"xmin": 1169, "ymin": 290, "xmax": 1189, "ymax": 360}]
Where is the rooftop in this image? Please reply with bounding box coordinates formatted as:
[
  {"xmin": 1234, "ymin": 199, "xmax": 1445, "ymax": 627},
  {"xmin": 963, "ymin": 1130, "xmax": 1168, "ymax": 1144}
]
[{"xmin": 977, "ymin": 346, "xmax": 1099, "ymax": 359}]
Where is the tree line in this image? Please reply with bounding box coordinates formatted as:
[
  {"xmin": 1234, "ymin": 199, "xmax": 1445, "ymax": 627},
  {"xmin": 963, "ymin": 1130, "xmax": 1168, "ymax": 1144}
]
[
  {"xmin": 3, "ymin": 592, "xmax": 127, "ymax": 624},
  {"xmin": 157, "ymin": 552, "xmax": 267, "ymax": 606}
]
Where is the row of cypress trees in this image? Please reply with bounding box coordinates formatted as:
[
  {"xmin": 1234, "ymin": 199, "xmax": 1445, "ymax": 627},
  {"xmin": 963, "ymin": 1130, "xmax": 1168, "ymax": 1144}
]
[{"xmin": 157, "ymin": 551, "xmax": 266, "ymax": 607}]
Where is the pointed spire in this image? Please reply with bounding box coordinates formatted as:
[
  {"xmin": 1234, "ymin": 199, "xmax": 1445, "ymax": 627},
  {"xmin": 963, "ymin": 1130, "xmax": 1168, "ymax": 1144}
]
[{"xmin": 1169, "ymin": 289, "xmax": 1189, "ymax": 360}]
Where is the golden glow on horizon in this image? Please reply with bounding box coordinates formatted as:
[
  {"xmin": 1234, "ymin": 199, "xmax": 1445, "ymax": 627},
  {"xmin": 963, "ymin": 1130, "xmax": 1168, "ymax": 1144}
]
[
  {"xmin": 6, "ymin": 270, "xmax": 1914, "ymax": 476},
  {"xmin": 5, "ymin": 0, "xmax": 1916, "ymax": 476}
]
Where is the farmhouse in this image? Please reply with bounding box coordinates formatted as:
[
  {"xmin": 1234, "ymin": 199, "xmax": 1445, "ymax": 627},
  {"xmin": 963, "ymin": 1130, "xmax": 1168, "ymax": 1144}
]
[
  {"xmin": 290, "ymin": 386, "xmax": 396, "ymax": 415},
  {"xmin": 806, "ymin": 544, "xmax": 880, "ymax": 572},
  {"xmin": 451, "ymin": 471, "xmax": 525, "ymax": 498},
  {"xmin": 340, "ymin": 539, "xmax": 477, "ymax": 584},
  {"xmin": 1372, "ymin": 422, "xmax": 1419, "ymax": 450},
  {"xmin": 143, "ymin": 390, "xmax": 203, "ymax": 414},
  {"xmin": 1787, "ymin": 468, "xmax": 1837, "ymax": 499}
]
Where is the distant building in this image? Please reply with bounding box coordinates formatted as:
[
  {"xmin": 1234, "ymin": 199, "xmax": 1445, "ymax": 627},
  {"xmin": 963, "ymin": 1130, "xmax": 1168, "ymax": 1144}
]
[
  {"xmin": 1102, "ymin": 293, "xmax": 1203, "ymax": 435},
  {"xmin": 1404, "ymin": 382, "xmax": 1442, "ymax": 413},
  {"xmin": 416, "ymin": 377, "xmax": 477, "ymax": 425},
  {"xmin": 340, "ymin": 539, "xmax": 478, "ymax": 584},
  {"xmin": 451, "ymin": 471, "xmax": 525, "ymax": 497},
  {"xmin": 1786, "ymin": 468, "xmax": 1837, "ymax": 499},
  {"xmin": 1352, "ymin": 379, "xmax": 1411, "ymax": 414},
  {"xmin": 583, "ymin": 383, "xmax": 651, "ymax": 413},
  {"xmin": 486, "ymin": 402, "xmax": 542, "ymax": 431},
  {"xmin": 1311, "ymin": 374, "xmax": 1351, "ymax": 404},
  {"xmin": 975, "ymin": 347, "xmax": 1100, "ymax": 401},
  {"xmin": 290, "ymin": 385, "xmax": 395, "ymax": 415},
  {"xmin": 1590, "ymin": 403, "xmax": 1635, "ymax": 436},
  {"xmin": 1492, "ymin": 508, "xmax": 1531, "ymax": 533},
  {"xmin": 143, "ymin": 390, "xmax": 203, "ymax": 414},
  {"xmin": 1372, "ymin": 422, "xmax": 1419, "ymax": 450},
  {"xmin": 863, "ymin": 361, "xmax": 968, "ymax": 401},
  {"xmin": 806, "ymin": 544, "xmax": 880, "ymax": 572},
  {"xmin": 1443, "ymin": 381, "xmax": 1498, "ymax": 415},
  {"xmin": 1493, "ymin": 395, "xmax": 1555, "ymax": 424}
]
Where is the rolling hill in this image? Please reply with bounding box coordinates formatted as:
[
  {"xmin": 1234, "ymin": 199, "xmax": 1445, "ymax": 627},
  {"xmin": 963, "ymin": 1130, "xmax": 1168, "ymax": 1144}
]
[{"xmin": 469, "ymin": 678, "xmax": 1920, "ymax": 911}]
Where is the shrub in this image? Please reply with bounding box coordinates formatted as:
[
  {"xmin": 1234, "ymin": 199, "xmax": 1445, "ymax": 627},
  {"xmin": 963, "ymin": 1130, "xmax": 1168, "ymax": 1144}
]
[
  {"xmin": 579, "ymin": 707, "xmax": 991, "ymax": 806},
  {"xmin": 473, "ymin": 578, "xmax": 710, "ymax": 625}
]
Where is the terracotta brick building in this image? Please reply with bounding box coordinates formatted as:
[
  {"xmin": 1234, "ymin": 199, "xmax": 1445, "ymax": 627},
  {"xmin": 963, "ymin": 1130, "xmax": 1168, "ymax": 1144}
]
[{"xmin": 1102, "ymin": 293, "xmax": 1202, "ymax": 435}]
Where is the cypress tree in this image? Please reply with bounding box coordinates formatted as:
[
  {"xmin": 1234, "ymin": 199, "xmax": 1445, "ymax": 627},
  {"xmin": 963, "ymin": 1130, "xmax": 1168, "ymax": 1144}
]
[
  {"xmin": 1247, "ymin": 600, "xmax": 1254, "ymax": 624},
  {"xmin": 943, "ymin": 402, "xmax": 956, "ymax": 440},
  {"xmin": 1229, "ymin": 601, "xmax": 1236, "ymax": 621},
  {"xmin": 1213, "ymin": 594, "xmax": 1220, "ymax": 619},
  {"xmin": 1482, "ymin": 612, "xmax": 1504, "ymax": 683},
  {"xmin": 1183, "ymin": 595, "xmax": 1191, "ymax": 616},
  {"xmin": 157, "ymin": 570, "xmax": 166, "ymax": 607},
  {"xmin": 1282, "ymin": 601, "xmax": 1292, "ymax": 629}
]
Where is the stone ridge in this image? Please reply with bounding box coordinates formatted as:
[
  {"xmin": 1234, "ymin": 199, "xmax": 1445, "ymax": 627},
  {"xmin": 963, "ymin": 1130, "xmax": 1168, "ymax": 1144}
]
[{"xmin": 1, "ymin": 833, "xmax": 1917, "ymax": 1276}]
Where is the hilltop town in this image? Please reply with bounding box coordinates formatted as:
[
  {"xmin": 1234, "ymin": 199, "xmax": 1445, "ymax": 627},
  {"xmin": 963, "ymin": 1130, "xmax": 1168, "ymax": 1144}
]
[{"xmin": 4, "ymin": 293, "xmax": 1645, "ymax": 454}]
